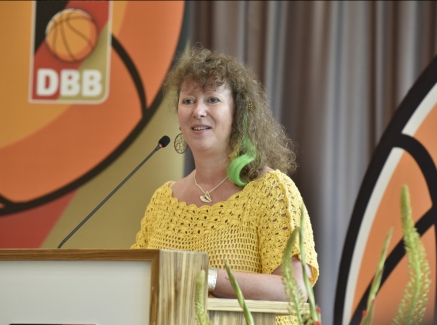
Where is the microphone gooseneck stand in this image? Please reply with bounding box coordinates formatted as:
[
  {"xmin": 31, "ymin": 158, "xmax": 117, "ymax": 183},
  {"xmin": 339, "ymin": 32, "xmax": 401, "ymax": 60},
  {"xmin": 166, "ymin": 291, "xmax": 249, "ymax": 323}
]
[{"xmin": 57, "ymin": 136, "xmax": 170, "ymax": 248}]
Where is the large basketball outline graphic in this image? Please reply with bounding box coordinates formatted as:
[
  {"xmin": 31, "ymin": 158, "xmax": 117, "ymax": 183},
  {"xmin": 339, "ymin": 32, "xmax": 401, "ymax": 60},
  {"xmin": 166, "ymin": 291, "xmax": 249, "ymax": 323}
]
[
  {"xmin": 334, "ymin": 55, "xmax": 437, "ymax": 324},
  {"xmin": 0, "ymin": 1, "xmax": 189, "ymax": 216}
]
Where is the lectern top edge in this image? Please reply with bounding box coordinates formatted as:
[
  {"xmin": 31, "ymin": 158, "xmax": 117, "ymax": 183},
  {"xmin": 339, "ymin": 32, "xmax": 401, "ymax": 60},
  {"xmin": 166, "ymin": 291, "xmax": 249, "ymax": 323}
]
[{"xmin": 0, "ymin": 248, "xmax": 188, "ymax": 261}]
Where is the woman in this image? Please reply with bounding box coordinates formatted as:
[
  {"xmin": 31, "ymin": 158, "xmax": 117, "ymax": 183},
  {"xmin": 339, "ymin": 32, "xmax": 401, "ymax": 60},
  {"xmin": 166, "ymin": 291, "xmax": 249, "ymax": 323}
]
[{"xmin": 132, "ymin": 47, "xmax": 318, "ymax": 324}]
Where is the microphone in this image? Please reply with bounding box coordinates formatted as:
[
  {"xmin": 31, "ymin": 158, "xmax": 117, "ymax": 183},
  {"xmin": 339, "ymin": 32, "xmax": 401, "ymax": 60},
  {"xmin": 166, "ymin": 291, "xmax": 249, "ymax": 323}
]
[{"xmin": 57, "ymin": 135, "xmax": 171, "ymax": 248}]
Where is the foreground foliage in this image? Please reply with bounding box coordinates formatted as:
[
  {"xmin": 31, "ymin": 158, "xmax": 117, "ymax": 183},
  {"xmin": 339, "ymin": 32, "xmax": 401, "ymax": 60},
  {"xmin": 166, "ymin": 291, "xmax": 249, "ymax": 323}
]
[{"xmin": 195, "ymin": 185, "xmax": 431, "ymax": 325}]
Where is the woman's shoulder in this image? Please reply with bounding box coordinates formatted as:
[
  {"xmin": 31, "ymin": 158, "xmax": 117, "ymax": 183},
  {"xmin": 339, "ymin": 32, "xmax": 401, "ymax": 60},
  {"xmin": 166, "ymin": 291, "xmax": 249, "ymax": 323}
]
[
  {"xmin": 149, "ymin": 181, "xmax": 174, "ymax": 199},
  {"xmin": 168, "ymin": 172, "xmax": 193, "ymax": 197},
  {"xmin": 255, "ymin": 166, "xmax": 274, "ymax": 179},
  {"xmin": 254, "ymin": 167, "xmax": 295, "ymax": 185},
  {"xmin": 155, "ymin": 180, "xmax": 174, "ymax": 191},
  {"xmin": 249, "ymin": 167, "xmax": 301, "ymax": 195}
]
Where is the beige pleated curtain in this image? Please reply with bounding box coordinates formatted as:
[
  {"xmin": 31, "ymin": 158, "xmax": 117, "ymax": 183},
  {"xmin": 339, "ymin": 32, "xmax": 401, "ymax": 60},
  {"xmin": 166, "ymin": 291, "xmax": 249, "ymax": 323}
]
[{"xmin": 184, "ymin": 1, "xmax": 437, "ymax": 324}]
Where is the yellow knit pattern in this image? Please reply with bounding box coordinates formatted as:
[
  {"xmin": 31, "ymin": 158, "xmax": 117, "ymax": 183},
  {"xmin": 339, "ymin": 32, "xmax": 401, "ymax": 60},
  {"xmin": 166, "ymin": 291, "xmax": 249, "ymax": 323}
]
[{"xmin": 132, "ymin": 170, "xmax": 318, "ymax": 325}]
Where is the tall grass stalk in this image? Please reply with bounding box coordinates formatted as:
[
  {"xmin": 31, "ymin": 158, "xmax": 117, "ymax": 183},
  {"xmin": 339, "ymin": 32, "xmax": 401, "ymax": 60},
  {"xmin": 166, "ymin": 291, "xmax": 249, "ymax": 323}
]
[
  {"xmin": 224, "ymin": 260, "xmax": 255, "ymax": 325},
  {"xmin": 298, "ymin": 205, "xmax": 321, "ymax": 323},
  {"xmin": 391, "ymin": 185, "xmax": 431, "ymax": 325},
  {"xmin": 282, "ymin": 227, "xmax": 306, "ymax": 324},
  {"xmin": 360, "ymin": 227, "xmax": 393, "ymax": 325},
  {"xmin": 194, "ymin": 269, "xmax": 212, "ymax": 325}
]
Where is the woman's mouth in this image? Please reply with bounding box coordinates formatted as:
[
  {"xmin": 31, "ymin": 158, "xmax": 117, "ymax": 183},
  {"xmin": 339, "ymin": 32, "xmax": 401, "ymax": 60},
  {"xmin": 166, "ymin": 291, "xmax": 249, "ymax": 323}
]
[{"xmin": 192, "ymin": 126, "xmax": 211, "ymax": 131}]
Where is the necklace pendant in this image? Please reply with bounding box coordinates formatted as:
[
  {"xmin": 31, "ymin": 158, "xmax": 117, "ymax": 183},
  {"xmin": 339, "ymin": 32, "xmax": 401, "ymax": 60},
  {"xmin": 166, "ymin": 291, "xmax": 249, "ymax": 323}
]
[{"xmin": 200, "ymin": 191, "xmax": 212, "ymax": 203}]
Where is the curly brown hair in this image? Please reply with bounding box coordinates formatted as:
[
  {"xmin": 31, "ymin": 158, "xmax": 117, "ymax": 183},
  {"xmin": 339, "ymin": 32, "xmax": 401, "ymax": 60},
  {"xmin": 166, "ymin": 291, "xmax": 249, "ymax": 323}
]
[{"xmin": 164, "ymin": 47, "xmax": 297, "ymax": 183}]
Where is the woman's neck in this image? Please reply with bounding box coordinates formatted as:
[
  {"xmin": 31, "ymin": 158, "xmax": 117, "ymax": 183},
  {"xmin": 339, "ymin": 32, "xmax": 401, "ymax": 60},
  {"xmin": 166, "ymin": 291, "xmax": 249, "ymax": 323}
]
[{"xmin": 192, "ymin": 152, "xmax": 229, "ymax": 186}]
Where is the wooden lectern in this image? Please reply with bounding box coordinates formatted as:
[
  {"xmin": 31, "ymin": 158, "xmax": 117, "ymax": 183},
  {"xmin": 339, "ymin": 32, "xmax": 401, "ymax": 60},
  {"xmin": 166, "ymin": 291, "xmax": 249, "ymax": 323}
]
[{"xmin": 0, "ymin": 249, "xmax": 298, "ymax": 325}]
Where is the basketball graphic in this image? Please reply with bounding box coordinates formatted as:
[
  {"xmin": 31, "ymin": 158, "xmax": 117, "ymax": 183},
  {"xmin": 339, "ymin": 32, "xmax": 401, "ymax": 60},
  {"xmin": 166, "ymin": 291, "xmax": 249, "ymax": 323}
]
[
  {"xmin": 45, "ymin": 8, "xmax": 98, "ymax": 63},
  {"xmin": 30, "ymin": 1, "xmax": 111, "ymax": 102},
  {"xmin": 0, "ymin": 1, "xmax": 187, "ymax": 248},
  {"xmin": 334, "ymin": 55, "xmax": 437, "ymax": 324}
]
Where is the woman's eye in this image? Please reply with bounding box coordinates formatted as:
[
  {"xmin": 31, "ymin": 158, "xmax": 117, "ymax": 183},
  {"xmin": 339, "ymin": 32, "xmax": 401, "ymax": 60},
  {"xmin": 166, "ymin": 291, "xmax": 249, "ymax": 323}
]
[
  {"xmin": 181, "ymin": 98, "xmax": 194, "ymax": 105},
  {"xmin": 208, "ymin": 97, "xmax": 220, "ymax": 103}
]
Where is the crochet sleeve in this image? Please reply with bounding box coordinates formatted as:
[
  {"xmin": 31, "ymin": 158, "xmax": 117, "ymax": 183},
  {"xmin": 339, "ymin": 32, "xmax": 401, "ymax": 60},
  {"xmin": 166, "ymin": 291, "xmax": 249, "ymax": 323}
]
[
  {"xmin": 257, "ymin": 172, "xmax": 319, "ymax": 285},
  {"xmin": 130, "ymin": 185, "xmax": 164, "ymax": 249},
  {"xmin": 131, "ymin": 205, "xmax": 151, "ymax": 249}
]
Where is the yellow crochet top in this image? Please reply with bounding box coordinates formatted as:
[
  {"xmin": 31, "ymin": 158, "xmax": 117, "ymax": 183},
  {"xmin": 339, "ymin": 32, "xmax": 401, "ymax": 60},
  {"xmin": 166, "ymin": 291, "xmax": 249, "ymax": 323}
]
[{"xmin": 132, "ymin": 170, "xmax": 319, "ymax": 325}]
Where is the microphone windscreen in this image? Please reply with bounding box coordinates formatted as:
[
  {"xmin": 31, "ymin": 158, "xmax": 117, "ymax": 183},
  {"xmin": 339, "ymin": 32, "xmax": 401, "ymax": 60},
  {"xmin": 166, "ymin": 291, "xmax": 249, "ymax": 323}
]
[{"xmin": 159, "ymin": 135, "xmax": 171, "ymax": 148}]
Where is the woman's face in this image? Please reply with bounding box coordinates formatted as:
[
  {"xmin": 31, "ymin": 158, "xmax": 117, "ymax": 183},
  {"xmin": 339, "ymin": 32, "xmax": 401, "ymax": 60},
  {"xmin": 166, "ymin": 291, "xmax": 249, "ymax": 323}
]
[{"xmin": 178, "ymin": 80, "xmax": 234, "ymax": 155}]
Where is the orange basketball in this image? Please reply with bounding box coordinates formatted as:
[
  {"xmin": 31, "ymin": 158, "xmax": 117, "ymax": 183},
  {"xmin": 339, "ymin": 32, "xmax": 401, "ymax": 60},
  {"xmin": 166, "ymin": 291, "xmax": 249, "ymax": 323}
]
[{"xmin": 45, "ymin": 8, "xmax": 98, "ymax": 63}]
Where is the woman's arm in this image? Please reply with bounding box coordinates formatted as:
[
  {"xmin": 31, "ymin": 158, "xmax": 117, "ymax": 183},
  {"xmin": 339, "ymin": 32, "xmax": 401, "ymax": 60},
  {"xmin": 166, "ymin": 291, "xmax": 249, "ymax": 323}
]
[{"xmin": 212, "ymin": 256, "xmax": 311, "ymax": 302}]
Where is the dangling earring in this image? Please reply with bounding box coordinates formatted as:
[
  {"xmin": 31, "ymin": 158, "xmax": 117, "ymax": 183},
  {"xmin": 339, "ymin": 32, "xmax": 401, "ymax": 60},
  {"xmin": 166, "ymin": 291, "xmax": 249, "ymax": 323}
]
[{"xmin": 174, "ymin": 129, "xmax": 188, "ymax": 154}]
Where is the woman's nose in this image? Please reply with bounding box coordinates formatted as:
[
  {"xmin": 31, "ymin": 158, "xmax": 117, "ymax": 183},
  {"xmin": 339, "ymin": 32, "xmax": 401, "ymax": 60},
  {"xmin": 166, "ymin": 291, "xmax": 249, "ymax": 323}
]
[{"xmin": 192, "ymin": 102, "xmax": 207, "ymax": 118}]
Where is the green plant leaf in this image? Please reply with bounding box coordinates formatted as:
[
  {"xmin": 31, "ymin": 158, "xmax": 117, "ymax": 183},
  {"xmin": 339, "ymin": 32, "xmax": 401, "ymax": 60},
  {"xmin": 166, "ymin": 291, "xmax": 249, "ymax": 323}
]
[
  {"xmin": 299, "ymin": 204, "xmax": 321, "ymax": 323},
  {"xmin": 391, "ymin": 185, "xmax": 431, "ymax": 325},
  {"xmin": 282, "ymin": 227, "xmax": 306, "ymax": 324},
  {"xmin": 224, "ymin": 259, "xmax": 255, "ymax": 325},
  {"xmin": 195, "ymin": 269, "xmax": 212, "ymax": 325},
  {"xmin": 360, "ymin": 227, "xmax": 393, "ymax": 325}
]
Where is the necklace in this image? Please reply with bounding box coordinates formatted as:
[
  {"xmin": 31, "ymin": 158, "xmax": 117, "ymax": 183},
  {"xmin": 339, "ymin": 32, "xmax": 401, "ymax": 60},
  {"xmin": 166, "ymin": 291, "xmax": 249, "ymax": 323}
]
[{"xmin": 194, "ymin": 171, "xmax": 228, "ymax": 203}]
